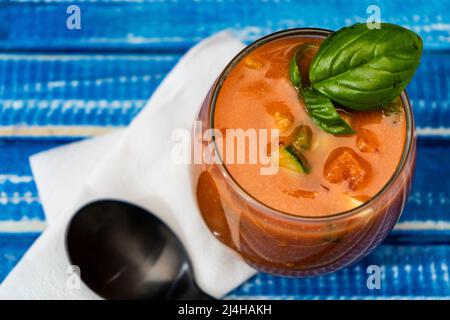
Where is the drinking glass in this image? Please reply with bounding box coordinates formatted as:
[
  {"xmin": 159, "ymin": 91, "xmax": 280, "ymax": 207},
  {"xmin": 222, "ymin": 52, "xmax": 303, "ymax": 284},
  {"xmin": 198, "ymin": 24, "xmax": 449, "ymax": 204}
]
[{"xmin": 191, "ymin": 28, "xmax": 416, "ymax": 276}]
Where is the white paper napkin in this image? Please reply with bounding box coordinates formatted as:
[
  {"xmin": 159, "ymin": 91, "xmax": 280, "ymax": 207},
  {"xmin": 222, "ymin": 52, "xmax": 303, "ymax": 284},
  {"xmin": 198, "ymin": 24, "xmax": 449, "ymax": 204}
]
[{"xmin": 0, "ymin": 31, "xmax": 256, "ymax": 300}]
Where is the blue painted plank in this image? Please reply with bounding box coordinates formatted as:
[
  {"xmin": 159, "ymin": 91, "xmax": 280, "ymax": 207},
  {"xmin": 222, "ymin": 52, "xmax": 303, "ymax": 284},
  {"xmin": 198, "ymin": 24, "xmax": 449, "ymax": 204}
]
[
  {"xmin": 0, "ymin": 1, "xmax": 449, "ymax": 51},
  {"xmin": 0, "ymin": 139, "xmax": 73, "ymax": 221},
  {"xmin": 1, "ymin": 235, "xmax": 448, "ymax": 298},
  {"xmin": 0, "ymin": 52, "xmax": 449, "ymax": 129},
  {"xmin": 401, "ymin": 138, "xmax": 450, "ymax": 223},
  {"xmin": 0, "ymin": 233, "xmax": 40, "ymax": 283},
  {"xmin": 0, "ymin": 54, "xmax": 176, "ymax": 101},
  {"xmin": 228, "ymin": 244, "xmax": 450, "ymax": 299},
  {"xmin": 0, "ymin": 54, "xmax": 178, "ymax": 127},
  {"xmin": 0, "ymin": 138, "xmax": 79, "ymax": 175}
]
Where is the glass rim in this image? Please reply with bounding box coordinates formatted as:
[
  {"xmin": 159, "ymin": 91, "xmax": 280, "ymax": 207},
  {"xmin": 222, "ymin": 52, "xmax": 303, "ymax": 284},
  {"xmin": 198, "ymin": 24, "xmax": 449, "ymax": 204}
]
[{"xmin": 208, "ymin": 27, "xmax": 415, "ymax": 223}]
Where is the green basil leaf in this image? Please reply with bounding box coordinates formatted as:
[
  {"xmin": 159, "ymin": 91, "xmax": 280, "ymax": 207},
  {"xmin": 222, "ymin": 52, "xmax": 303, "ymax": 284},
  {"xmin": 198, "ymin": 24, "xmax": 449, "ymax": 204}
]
[
  {"xmin": 309, "ymin": 23, "xmax": 422, "ymax": 111},
  {"xmin": 290, "ymin": 44, "xmax": 318, "ymax": 89},
  {"xmin": 289, "ymin": 49, "xmax": 302, "ymax": 88},
  {"xmin": 301, "ymin": 87, "xmax": 354, "ymax": 135}
]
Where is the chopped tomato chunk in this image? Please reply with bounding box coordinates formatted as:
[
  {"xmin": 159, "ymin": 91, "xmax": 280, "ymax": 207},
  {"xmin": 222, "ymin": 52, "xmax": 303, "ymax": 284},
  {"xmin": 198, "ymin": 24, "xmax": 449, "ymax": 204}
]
[
  {"xmin": 324, "ymin": 147, "xmax": 372, "ymax": 191},
  {"xmin": 353, "ymin": 111, "xmax": 382, "ymax": 128},
  {"xmin": 284, "ymin": 189, "xmax": 318, "ymax": 199},
  {"xmin": 266, "ymin": 101, "xmax": 294, "ymax": 131},
  {"xmin": 356, "ymin": 128, "xmax": 380, "ymax": 153},
  {"xmin": 274, "ymin": 111, "xmax": 294, "ymax": 131},
  {"xmin": 243, "ymin": 57, "xmax": 263, "ymax": 69}
]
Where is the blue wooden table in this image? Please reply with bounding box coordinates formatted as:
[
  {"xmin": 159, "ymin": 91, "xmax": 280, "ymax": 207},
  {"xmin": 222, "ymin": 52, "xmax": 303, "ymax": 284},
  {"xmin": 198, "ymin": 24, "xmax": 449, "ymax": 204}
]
[{"xmin": 0, "ymin": 0, "xmax": 449, "ymax": 299}]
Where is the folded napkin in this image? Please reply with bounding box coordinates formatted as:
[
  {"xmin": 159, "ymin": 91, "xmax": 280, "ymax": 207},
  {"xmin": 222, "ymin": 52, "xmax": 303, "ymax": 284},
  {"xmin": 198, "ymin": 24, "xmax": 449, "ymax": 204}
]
[{"xmin": 0, "ymin": 31, "xmax": 256, "ymax": 299}]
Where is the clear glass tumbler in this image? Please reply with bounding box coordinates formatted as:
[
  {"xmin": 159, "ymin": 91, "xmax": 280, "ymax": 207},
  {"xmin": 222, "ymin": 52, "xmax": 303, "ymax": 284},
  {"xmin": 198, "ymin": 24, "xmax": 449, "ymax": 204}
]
[{"xmin": 191, "ymin": 28, "xmax": 416, "ymax": 276}]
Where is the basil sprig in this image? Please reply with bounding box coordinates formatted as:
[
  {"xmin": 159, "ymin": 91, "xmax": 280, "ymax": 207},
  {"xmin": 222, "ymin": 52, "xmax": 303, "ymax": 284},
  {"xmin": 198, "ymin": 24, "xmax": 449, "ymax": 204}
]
[
  {"xmin": 290, "ymin": 44, "xmax": 353, "ymax": 134},
  {"xmin": 301, "ymin": 87, "xmax": 354, "ymax": 135},
  {"xmin": 290, "ymin": 23, "xmax": 422, "ymax": 135},
  {"xmin": 309, "ymin": 23, "xmax": 422, "ymax": 111}
]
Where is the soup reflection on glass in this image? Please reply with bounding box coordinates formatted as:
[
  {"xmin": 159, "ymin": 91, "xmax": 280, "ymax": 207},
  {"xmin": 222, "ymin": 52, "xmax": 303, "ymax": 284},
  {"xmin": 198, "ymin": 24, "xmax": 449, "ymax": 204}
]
[{"xmin": 190, "ymin": 29, "xmax": 416, "ymax": 276}]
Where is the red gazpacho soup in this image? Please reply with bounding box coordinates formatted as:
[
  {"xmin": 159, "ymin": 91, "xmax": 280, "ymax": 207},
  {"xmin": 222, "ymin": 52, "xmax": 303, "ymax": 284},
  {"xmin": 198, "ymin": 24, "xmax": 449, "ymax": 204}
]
[
  {"xmin": 214, "ymin": 36, "xmax": 406, "ymax": 216},
  {"xmin": 192, "ymin": 28, "xmax": 417, "ymax": 276}
]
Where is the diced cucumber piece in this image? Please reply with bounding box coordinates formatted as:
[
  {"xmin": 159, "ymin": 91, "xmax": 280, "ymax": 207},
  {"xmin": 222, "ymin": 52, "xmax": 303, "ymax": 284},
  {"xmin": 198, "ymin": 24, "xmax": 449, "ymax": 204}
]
[
  {"xmin": 293, "ymin": 125, "xmax": 312, "ymax": 150},
  {"xmin": 278, "ymin": 145, "xmax": 308, "ymax": 174}
]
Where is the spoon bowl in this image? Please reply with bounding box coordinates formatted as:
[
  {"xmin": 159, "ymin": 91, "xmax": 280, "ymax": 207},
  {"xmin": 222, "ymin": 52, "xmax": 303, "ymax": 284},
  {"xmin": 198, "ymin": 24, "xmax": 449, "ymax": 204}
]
[{"xmin": 65, "ymin": 200, "xmax": 210, "ymax": 300}]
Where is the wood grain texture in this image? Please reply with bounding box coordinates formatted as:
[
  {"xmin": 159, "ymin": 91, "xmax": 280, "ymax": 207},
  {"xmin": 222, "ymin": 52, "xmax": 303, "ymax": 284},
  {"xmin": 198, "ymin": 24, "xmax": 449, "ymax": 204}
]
[{"xmin": 1, "ymin": 0, "xmax": 449, "ymax": 51}]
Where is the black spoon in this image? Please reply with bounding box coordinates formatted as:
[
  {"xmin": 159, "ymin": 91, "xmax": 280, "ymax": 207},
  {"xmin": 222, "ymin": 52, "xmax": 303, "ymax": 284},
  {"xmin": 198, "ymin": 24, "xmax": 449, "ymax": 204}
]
[{"xmin": 65, "ymin": 200, "xmax": 211, "ymax": 300}]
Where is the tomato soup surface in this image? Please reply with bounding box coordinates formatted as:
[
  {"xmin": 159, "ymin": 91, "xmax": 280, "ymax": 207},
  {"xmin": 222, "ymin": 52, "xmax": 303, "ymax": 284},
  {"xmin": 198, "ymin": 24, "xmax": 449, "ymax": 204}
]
[{"xmin": 214, "ymin": 36, "xmax": 406, "ymax": 217}]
